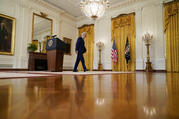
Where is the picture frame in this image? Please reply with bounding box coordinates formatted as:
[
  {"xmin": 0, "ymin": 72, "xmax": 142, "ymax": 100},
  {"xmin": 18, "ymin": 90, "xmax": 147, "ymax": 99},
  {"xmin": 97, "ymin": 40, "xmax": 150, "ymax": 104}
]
[
  {"xmin": 0, "ymin": 14, "xmax": 16, "ymax": 55},
  {"xmin": 63, "ymin": 37, "xmax": 72, "ymax": 55}
]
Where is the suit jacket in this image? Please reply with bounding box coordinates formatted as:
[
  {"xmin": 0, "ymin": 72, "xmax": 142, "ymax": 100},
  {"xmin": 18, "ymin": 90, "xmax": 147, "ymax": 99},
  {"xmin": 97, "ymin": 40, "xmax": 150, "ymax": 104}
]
[{"xmin": 75, "ymin": 37, "xmax": 86, "ymax": 54}]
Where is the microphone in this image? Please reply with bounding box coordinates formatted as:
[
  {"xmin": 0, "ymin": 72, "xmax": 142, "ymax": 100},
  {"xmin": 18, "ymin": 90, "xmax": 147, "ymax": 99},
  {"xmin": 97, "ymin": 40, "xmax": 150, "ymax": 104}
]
[{"xmin": 52, "ymin": 35, "xmax": 57, "ymax": 38}]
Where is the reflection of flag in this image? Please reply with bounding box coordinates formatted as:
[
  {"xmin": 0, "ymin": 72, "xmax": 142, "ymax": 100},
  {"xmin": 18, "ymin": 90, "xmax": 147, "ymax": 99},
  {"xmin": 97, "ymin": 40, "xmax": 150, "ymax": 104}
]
[
  {"xmin": 111, "ymin": 40, "xmax": 118, "ymax": 64},
  {"xmin": 125, "ymin": 37, "xmax": 130, "ymax": 64}
]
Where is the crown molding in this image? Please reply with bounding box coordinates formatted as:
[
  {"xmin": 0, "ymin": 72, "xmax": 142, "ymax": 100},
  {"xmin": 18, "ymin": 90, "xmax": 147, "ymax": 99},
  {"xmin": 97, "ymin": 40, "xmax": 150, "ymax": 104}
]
[
  {"xmin": 110, "ymin": 0, "xmax": 167, "ymax": 11},
  {"xmin": 29, "ymin": 0, "xmax": 76, "ymax": 21},
  {"xmin": 60, "ymin": 12, "xmax": 77, "ymax": 22},
  {"xmin": 76, "ymin": 15, "xmax": 87, "ymax": 21},
  {"xmin": 109, "ymin": 0, "xmax": 146, "ymax": 11},
  {"xmin": 30, "ymin": 0, "xmax": 64, "ymax": 13}
]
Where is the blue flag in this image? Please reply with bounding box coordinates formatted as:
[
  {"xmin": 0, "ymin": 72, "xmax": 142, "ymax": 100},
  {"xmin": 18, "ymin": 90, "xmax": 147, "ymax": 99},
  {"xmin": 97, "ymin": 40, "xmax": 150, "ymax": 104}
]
[{"xmin": 125, "ymin": 37, "xmax": 130, "ymax": 64}]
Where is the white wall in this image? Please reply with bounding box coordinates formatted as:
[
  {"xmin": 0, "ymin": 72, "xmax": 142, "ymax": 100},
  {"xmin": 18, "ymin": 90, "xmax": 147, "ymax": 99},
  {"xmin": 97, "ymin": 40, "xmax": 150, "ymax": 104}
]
[
  {"xmin": 0, "ymin": 0, "xmax": 77, "ymax": 69},
  {"xmin": 0, "ymin": 0, "xmax": 167, "ymax": 70},
  {"xmin": 77, "ymin": 0, "xmax": 166, "ymax": 70},
  {"xmin": 60, "ymin": 17, "xmax": 78, "ymax": 70}
]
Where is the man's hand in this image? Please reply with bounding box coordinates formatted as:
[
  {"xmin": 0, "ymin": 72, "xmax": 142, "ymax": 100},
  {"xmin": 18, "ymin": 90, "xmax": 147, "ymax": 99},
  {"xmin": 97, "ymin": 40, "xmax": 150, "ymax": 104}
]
[{"xmin": 75, "ymin": 51, "xmax": 78, "ymax": 54}]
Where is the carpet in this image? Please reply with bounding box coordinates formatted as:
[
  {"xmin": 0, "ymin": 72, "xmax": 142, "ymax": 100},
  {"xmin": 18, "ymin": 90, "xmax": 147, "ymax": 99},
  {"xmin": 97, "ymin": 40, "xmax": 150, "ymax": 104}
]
[
  {"xmin": 0, "ymin": 71, "xmax": 134, "ymax": 79},
  {"xmin": 0, "ymin": 72, "xmax": 51, "ymax": 79}
]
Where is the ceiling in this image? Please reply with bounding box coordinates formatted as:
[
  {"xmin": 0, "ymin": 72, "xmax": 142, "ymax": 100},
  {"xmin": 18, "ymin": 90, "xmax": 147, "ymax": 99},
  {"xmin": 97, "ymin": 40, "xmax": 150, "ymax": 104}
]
[{"xmin": 43, "ymin": 0, "xmax": 128, "ymax": 17}]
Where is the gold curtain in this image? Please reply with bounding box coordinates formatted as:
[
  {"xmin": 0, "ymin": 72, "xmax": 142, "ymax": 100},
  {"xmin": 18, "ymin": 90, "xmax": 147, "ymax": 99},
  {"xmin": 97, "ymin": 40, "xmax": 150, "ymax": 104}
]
[
  {"xmin": 164, "ymin": 1, "xmax": 179, "ymax": 72},
  {"xmin": 111, "ymin": 13, "xmax": 136, "ymax": 71},
  {"xmin": 78, "ymin": 24, "xmax": 94, "ymax": 71}
]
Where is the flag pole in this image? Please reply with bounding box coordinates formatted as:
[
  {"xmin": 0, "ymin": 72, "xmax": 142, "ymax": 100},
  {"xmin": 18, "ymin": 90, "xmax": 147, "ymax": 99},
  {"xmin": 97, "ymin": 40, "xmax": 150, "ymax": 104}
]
[
  {"xmin": 127, "ymin": 64, "xmax": 128, "ymax": 72},
  {"xmin": 114, "ymin": 63, "xmax": 116, "ymax": 71},
  {"xmin": 114, "ymin": 63, "xmax": 115, "ymax": 71}
]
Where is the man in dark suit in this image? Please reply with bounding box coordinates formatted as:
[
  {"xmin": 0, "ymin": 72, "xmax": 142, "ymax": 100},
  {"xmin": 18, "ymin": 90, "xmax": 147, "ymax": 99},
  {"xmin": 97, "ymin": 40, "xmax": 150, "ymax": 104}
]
[{"xmin": 73, "ymin": 32, "xmax": 88, "ymax": 72}]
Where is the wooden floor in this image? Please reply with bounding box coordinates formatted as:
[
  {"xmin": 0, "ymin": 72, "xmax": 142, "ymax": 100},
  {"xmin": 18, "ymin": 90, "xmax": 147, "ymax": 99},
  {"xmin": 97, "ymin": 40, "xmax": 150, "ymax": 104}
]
[{"xmin": 0, "ymin": 72, "xmax": 179, "ymax": 119}]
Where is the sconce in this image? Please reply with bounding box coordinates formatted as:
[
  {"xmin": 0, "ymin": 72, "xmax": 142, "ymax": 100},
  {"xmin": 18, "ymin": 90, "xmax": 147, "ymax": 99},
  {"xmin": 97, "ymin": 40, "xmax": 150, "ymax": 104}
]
[
  {"xmin": 142, "ymin": 32, "xmax": 153, "ymax": 44},
  {"xmin": 96, "ymin": 41, "xmax": 104, "ymax": 71},
  {"xmin": 142, "ymin": 32, "xmax": 153, "ymax": 71}
]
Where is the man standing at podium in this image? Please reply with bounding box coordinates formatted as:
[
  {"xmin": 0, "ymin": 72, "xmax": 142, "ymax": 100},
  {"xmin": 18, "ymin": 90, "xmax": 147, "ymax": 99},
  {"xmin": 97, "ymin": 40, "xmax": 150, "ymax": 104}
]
[{"xmin": 73, "ymin": 32, "xmax": 88, "ymax": 72}]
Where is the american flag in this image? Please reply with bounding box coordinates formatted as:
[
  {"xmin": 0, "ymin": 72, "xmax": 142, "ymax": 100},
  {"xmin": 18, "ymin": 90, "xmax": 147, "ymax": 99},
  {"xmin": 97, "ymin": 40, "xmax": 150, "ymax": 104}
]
[{"xmin": 111, "ymin": 40, "xmax": 118, "ymax": 64}]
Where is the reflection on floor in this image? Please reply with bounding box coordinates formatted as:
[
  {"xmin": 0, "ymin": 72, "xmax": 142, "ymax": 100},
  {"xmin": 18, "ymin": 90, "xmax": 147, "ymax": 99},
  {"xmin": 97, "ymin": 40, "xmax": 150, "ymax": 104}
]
[{"xmin": 0, "ymin": 72, "xmax": 179, "ymax": 119}]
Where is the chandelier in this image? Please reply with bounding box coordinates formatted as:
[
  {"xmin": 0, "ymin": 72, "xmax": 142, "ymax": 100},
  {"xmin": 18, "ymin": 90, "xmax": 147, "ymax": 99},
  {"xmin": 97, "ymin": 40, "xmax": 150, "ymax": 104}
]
[{"xmin": 80, "ymin": 0, "xmax": 109, "ymax": 20}]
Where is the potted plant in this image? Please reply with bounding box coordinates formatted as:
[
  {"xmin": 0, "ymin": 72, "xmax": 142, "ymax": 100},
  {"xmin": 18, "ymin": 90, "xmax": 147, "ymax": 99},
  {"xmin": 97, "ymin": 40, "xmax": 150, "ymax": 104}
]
[{"xmin": 27, "ymin": 43, "xmax": 37, "ymax": 52}]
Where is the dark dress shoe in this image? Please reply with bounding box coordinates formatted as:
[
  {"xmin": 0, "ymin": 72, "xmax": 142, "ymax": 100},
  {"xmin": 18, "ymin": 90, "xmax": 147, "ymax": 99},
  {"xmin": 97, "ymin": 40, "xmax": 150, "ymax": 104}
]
[
  {"xmin": 73, "ymin": 70, "xmax": 78, "ymax": 72},
  {"xmin": 84, "ymin": 69, "xmax": 88, "ymax": 72}
]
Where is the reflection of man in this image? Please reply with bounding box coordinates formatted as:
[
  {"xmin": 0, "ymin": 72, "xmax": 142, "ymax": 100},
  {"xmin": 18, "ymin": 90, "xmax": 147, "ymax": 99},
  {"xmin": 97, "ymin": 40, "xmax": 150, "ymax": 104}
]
[
  {"xmin": 73, "ymin": 32, "xmax": 88, "ymax": 72},
  {"xmin": 74, "ymin": 75, "xmax": 85, "ymax": 107},
  {"xmin": 0, "ymin": 22, "xmax": 8, "ymax": 51}
]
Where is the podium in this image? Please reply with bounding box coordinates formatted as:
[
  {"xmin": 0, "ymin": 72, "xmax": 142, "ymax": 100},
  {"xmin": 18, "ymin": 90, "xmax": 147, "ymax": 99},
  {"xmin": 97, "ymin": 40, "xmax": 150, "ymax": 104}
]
[{"xmin": 46, "ymin": 37, "xmax": 66, "ymax": 72}]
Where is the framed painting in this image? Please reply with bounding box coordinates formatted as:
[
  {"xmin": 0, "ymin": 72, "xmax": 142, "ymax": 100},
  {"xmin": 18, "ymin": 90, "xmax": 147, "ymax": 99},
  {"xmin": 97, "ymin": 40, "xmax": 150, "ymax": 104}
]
[
  {"xmin": 0, "ymin": 14, "xmax": 16, "ymax": 55},
  {"xmin": 63, "ymin": 37, "xmax": 72, "ymax": 55}
]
